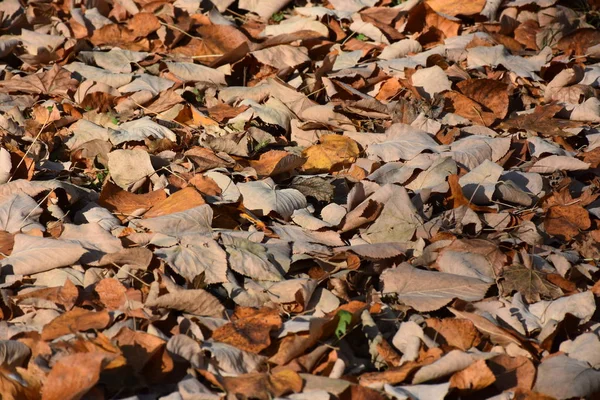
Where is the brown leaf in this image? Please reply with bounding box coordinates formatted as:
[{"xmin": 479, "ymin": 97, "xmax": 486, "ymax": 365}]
[
  {"xmin": 143, "ymin": 187, "xmax": 205, "ymax": 219},
  {"xmin": 112, "ymin": 327, "xmax": 166, "ymax": 374},
  {"xmin": 0, "ymin": 367, "xmax": 41, "ymax": 400},
  {"xmin": 457, "ymin": 79, "xmax": 509, "ymax": 119},
  {"xmin": 146, "ymin": 289, "xmax": 226, "ymax": 318},
  {"xmin": 221, "ymin": 370, "xmax": 303, "ymax": 400},
  {"xmin": 189, "ymin": 174, "xmax": 222, "ymax": 197},
  {"xmin": 450, "ymin": 359, "xmax": 496, "ymax": 391},
  {"xmin": 358, "ymin": 362, "xmax": 421, "ymax": 388},
  {"xmin": 0, "ymin": 231, "xmax": 14, "ymax": 260},
  {"xmin": 41, "ymin": 352, "xmax": 116, "ymax": 400},
  {"xmin": 127, "ymin": 13, "xmax": 161, "ymax": 38},
  {"xmin": 447, "ymin": 175, "xmax": 497, "ymax": 213},
  {"xmin": 500, "ymin": 263, "xmax": 563, "ymax": 302},
  {"xmin": 13, "ymin": 279, "xmax": 79, "ymax": 311},
  {"xmin": 270, "ymin": 301, "xmax": 366, "ymax": 365},
  {"xmin": 249, "ymin": 150, "xmax": 306, "ymax": 177},
  {"xmin": 545, "ymin": 204, "xmax": 591, "ymax": 241},
  {"xmin": 208, "ymin": 103, "xmax": 250, "ymax": 122},
  {"xmin": 0, "ymin": 65, "xmax": 78, "ymax": 97},
  {"xmin": 212, "ymin": 307, "xmax": 282, "ymax": 353},
  {"xmin": 500, "ymin": 104, "xmax": 581, "ymax": 137},
  {"xmin": 184, "ymin": 146, "xmax": 234, "ymax": 172},
  {"xmin": 98, "ymin": 180, "xmax": 167, "ymax": 222},
  {"xmin": 425, "ymin": 318, "xmax": 482, "ymax": 351},
  {"xmin": 448, "ymin": 308, "xmax": 534, "ymax": 355},
  {"xmin": 424, "ymin": 0, "xmax": 485, "ymax": 16},
  {"xmin": 557, "ymin": 28, "xmax": 600, "ymax": 56},
  {"xmin": 94, "ymin": 278, "xmax": 128, "ymax": 310},
  {"xmin": 442, "ymin": 91, "xmax": 497, "ymax": 126},
  {"xmin": 514, "ymin": 20, "xmax": 540, "ymax": 50},
  {"xmin": 145, "ymin": 90, "xmax": 184, "ymax": 114},
  {"xmin": 41, "ymin": 308, "xmax": 111, "ymax": 341},
  {"xmin": 488, "ymin": 354, "xmax": 536, "ymax": 392}
]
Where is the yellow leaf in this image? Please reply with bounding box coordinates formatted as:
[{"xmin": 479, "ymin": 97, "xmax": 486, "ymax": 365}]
[{"xmin": 301, "ymin": 134, "xmax": 359, "ymax": 173}]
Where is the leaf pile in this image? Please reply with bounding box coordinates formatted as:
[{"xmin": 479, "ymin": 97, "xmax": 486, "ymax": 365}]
[{"xmin": 2, "ymin": 0, "xmax": 600, "ymax": 398}]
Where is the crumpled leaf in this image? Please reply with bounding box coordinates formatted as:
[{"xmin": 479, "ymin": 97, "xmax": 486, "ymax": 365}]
[
  {"xmin": 223, "ymin": 235, "xmax": 284, "ymax": 281},
  {"xmin": 109, "ymin": 117, "xmax": 177, "ymax": 145},
  {"xmin": 155, "ymin": 235, "xmax": 228, "ymax": 284},
  {"xmin": 238, "ymin": 178, "xmax": 307, "ymax": 220}
]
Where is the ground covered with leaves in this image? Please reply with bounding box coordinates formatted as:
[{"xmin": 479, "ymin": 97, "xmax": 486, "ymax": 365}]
[{"xmin": 4, "ymin": 0, "xmax": 600, "ymax": 399}]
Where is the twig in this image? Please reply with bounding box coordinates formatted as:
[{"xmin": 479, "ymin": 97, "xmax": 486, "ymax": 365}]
[
  {"xmin": 8, "ymin": 112, "xmax": 52, "ymax": 182},
  {"xmin": 159, "ymin": 22, "xmax": 203, "ymax": 41},
  {"xmin": 112, "ymin": 262, "xmax": 150, "ymax": 287}
]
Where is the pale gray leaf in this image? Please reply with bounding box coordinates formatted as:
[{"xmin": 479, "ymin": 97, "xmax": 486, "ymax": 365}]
[
  {"xmin": 534, "ymin": 354, "xmax": 600, "ymax": 399},
  {"xmin": 381, "ymin": 263, "xmax": 491, "ymax": 312},
  {"xmin": 156, "ymin": 236, "xmax": 228, "ymax": 284},
  {"xmin": 137, "ymin": 205, "xmax": 213, "ymax": 238},
  {"xmin": 1, "ymin": 235, "xmax": 86, "ymax": 276}
]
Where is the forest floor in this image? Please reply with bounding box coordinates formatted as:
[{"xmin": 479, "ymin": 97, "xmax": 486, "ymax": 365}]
[{"xmin": 1, "ymin": 0, "xmax": 600, "ymax": 399}]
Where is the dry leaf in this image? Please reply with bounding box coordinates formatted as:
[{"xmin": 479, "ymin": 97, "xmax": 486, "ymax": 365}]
[{"xmin": 302, "ymin": 134, "xmax": 360, "ymax": 173}]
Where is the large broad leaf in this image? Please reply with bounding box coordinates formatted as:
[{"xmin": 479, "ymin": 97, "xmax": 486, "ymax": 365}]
[
  {"xmin": 1, "ymin": 235, "xmax": 86, "ymax": 276},
  {"xmin": 59, "ymin": 223, "xmax": 123, "ymax": 265},
  {"xmin": 500, "ymin": 263, "xmax": 563, "ymax": 302},
  {"xmin": 412, "ymin": 350, "xmax": 492, "ymax": 384},
  {"xmin": 136, "ymin": 205, "xmax": 213, "ymax": 238},
  {"xmin": 155, "ymin": 235, "xmax": 228, "ymax": 284},
  {"xmin": 107, "ymin": 149, "xmax": 156, "ymax": 191},
  {"xmin": 222, "ymin": 235, "xmax": 284, "ymax": 282},
  {"xmin": 363, "ymin": 185, "xmax": 423, "ymax": 244},
  {"xmin": 80, "ymin": 48, "xmax": 148, "ymax": 74},
  {"xmin": 0, "ymin": 193, "xmax": 44, "ymax": 233},
  {"xmin": 238, "ymin": 178, "xmax": 307, "ymax": 220},
  {"xmin": 381, "ymin": 263, "xmax": 491, "ymax": 312},
  {"xmin": 534, "ymin": 354, "xmax": 600, "ymax": 399},
  {"xmin": 350, "ymin": 124, "xmax": 443, "ymax": 162},
  {"xmin": 411, "ymin": 66, "xmax": 452, "ymax": 101},
  {"xmin": 0, "ymin": 65, "xmax": 78, "ymax": 96}
]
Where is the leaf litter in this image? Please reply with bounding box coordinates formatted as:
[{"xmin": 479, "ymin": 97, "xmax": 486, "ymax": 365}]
[{"xmin": 2, "ymin": 0, "xmax": 600, "ymax": 398}]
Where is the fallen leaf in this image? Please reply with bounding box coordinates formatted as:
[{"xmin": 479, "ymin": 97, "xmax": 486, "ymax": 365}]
[
  {"xmin": 146, "ymin": 288, "xmax": 226, "ymax": 318},
  {"xmin": 42, "ymin": 308, "xmax": 111, "ymax": 341},
  {"xmin": 143, "ymin": 187, "xmax": 205, "ymax": 218},
  {"xmin": 301, "ymin": 134, "xmax": 360, "ymax": 173},
  {"xmin": 544, "ymin": 204, "xmax": 591, "ymax": 241},
  {"xmin": 212, "ymin": 307, "xmax": 282, "ymax": 353},
  {"xmin": 0, "ymin": 65, "xmax": 78, "ymax": 97},
  {"xmin": 99, "ymin": 180, "xmax": 167, "ymax": 221},
  {"xmin": 500, "ymin": 263, "xmax": 563, "ymax": 302},
  {"xmin": 249, "ymin": 150, "xmax": 306, "ymax": 177},
  {"xmin": 425, "ymin": 0, "xmax": 485, "ymax": 16},
  {"xmin": 381, "ymin": 263, "xmax": 491, "ymax": 312},
  {"xmin": 41, "ymin": 352, "xmax": 116, "ymax": 400},
  {"xmin": 221, "ymin": 369, "xmax": 303, "ymax": 400},
  {"xmin": 238, "ymin": 178, "xmax": 307, "ymax": 220},
  {"xmin": 425, "ymin": 318, "xmax": 482, "ymax": 351},
  {"xmin": 449, "ymin": 359, "xmax": 495, "ymax": 391}
]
